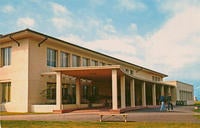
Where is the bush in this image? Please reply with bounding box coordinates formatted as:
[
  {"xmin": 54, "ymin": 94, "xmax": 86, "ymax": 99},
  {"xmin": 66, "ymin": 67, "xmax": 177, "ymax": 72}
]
[{"xmin": 194, "ymin": 101, "xmax": 200, "ymax": 106}]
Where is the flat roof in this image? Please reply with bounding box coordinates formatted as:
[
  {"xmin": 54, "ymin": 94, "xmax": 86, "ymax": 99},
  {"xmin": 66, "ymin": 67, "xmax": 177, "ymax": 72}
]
[{"xmin": 0, "ymin": 28, "xmax": 168, "ymax": 77}]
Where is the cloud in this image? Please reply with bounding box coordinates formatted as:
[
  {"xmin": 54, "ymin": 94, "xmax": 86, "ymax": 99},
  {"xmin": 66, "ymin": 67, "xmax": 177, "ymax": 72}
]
[
  {"xmin": 52, "ymin": 17, "xmax": 72, "ymax": 31},
  {"xmin": 158, "ymin": 0, "xmax": 200, "ymax": 14},
  {"xmin": 145, "ymin": 6, "xmax": 200, "ymax": 73},
  {"xmin": 129, "ymin": 23, "xmax": 138, "ymax": 32},
  {"xmin": 50, "ymin": 2, "xmax": 71, "ymax": 15},
  {"xmin": 116, "ymin": 0, "xmax": 147, "ymax": 11},
  {"xmin": 2, "ymin": 5, "xmax": 14, "ymax": 13},
  {"xmin": 17, "ymin": 17, "xmax": 35, "ymax": 28}
]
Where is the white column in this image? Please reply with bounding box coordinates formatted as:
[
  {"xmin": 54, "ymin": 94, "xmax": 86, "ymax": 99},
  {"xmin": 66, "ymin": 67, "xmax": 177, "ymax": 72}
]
[
  {"xmin": 130, "ymin": 79, "xmax": 135, "ymax": 107},
  {"xmin": 76, "ymin": 78, "xmax": 81, "ymax": 105},
  {"xmin": 56, "ymin": 72, "xmax": 62, "ymax": 110},
  {"xmin": 161, "ymin": 85, "xmax": 164, "ymax": 96},
  {"xmin": 112, "ymin": 69, "xmax": 118, "ymax": 110},
  {"xmin": 168, "ymin": 86, "xmax": 171, "ymax": 96},
  {"xmin": 69, "ymin": 53, "xmax": 72, "ymax": 67},
  {"xmin": 120, "ymin": 75, "xmax": 126, "ymax": 108},
  {"xmin": 152, "ymin": 84, "xmax": 156, "ymax": 106},
  {"xmin": 142, "ymin": 81, "xmax": 146, "ymax": 106}
]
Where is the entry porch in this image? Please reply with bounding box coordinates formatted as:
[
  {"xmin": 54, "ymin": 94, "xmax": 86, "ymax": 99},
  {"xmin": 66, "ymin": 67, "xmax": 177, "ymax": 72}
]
[{"xmin": 33, "ymin": 65, "xmax": 175, "ymax": 113}]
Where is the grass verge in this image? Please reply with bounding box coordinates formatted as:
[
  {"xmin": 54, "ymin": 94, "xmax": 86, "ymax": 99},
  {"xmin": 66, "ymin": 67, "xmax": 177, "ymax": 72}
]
[
  {"xmin": 0, "ymin": 112, "xmax": 53, "ymax": 116},
  {"xmin": 1, "ymin": 121, "xmax": 200, "ymax": 128}
]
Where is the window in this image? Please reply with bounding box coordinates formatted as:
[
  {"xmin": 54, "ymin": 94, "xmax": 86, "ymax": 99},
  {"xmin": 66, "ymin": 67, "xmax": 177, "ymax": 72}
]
[
  {"xmin": 60, "ymin": 52, "xmax": 69, "ymax": 67},
  {"xmin": 91, "ymin": 60, "xmax": 98, "ymax": 66},
  {"xmin": 92, "ymin": 86, "xmax": 97, "ymax": 97},
  {"xmin": 72, "ymin": 55, "xmax": 80, "ymax": 67},
  {"xmin": 47, "ymin": 48, "xmax": 57, "ymax": 67},
  {"xmin": 46, "ymin": 83, "xmax": 56, "ymax": 100},
  {"xmin": 1, "ymin": 82, "xmax": 11, "ymax": 103},
  {"xmin": 82, "ymin": 57, "xmax": 89, "ymax": 66},
  {"xmin": 62, "ymin": 84, "xmax": 69, "ymax": 100},
  {"xmin": 130, "ymin": 70, "xmax": 133, "ymax": 75},
  {"xmin": 83, "ymin": 85, "xmax": 89, "ymax": 99},
  {"xmin": 1, "ymin": 47, "xmax": 11, "ymax": 66},
  {"xmin": 99, "ymin": 62, "xmax": 105, "ymax": 66}
]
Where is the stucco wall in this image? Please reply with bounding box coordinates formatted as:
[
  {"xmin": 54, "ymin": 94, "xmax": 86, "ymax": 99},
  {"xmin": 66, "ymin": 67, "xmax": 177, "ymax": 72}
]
[{"xmin": 0, "ymin": 39, "xmax": 29, "ymax": 112}]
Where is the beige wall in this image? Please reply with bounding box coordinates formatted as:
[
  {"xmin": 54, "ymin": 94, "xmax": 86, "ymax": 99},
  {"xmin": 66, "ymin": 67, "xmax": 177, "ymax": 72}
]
[
  {"xmin": 0, "ymin": 39, "xmax": 29, "ymax": 112},
  {"xmin": 164, "ymin": 81, "xmax": 194, "ymax": 105}
]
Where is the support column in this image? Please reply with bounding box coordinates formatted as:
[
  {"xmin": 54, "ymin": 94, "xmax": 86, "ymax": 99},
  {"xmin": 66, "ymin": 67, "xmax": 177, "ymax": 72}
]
[
  {"xmin": 152, "ymin": 84, "xmax": 156, "ymax": 106},
  {"xmin": 130, "ymin": 79, "xmax": 135, "ymax": 107},
  {"xmin": 76, "ymin": 78, "xmax": 81, "ymax": 105},
  {"xmin": 161, "ymin": 85, "xmax": 164, "ymax": 96},
  {"xmin": 142, "ymin": 81, "xmax": 146, "ymax": 106},
  {"xmin": 56, "ymin": 72, "xmax": 62, "ymax": 110},
  {"xmin": 120, "ymin": 75, "xmax": 126, "ymax": 108},
  {"xmin": 112, "ymin": 69, "xmax": 118, "ymax": 110},
  {"xmin": 168, "ymin": 86, "xmax": 171, "ymax": 96}
]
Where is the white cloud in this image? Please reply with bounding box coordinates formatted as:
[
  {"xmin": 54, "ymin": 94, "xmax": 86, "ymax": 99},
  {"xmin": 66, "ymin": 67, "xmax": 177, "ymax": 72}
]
[
  {"xmin": 129, "ymin": 23, "xmax": 138, "ymax": 32},
  {"xmin": 159, "ymin": 0, "xmax": 200, "ymax": 14},
  {"xmin": 50, "ymin": 2, "xmax": 71, "ymax": 15},
  {"xmin": 52, "ymin": 17, "xmax": 72, "ymax": 31},
  {"xmin": 17, "ymin": 17, "xmax": 35, "ymax": 28},
  {"xmin": 117, "ymin": 0, "xmax": 147, "ymax": 11},
  {"xmin": 2, "ymin": 5, "xmax": 14, "ymax": 13},
  {"xmin": 145, "ymin": 6, "xmax": 200, "ymax": 73}
]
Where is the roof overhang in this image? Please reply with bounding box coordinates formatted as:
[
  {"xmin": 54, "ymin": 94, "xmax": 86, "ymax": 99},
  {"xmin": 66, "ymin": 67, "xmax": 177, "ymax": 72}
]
[{"xmin": 51, "ymin": 65, "xmax": 123, "ymax": 81}]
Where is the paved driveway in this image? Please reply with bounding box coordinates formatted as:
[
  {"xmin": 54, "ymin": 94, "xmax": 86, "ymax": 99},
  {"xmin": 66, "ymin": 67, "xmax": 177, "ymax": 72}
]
[{"xmin": 1, "ymin": 106, "xmax": 200, "ymax": 123}]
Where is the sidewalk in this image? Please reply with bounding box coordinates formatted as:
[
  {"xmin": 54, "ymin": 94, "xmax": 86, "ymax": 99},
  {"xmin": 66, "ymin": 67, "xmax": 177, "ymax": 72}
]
[{"xmin": 1, "ymin": 106, "xmax": 200, "ymax": 123}]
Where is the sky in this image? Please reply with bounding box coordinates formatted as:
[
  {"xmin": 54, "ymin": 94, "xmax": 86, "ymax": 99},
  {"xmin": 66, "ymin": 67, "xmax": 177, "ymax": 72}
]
[{"xmin": 0, "ymin": 0, "xmax": 200, "ymax": 100}]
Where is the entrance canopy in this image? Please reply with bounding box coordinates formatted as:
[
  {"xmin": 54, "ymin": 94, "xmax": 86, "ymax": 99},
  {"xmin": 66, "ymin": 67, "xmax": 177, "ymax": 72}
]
[{"xmin": 51, "ymin": 65, "xmax": 123, "ymax": 81}]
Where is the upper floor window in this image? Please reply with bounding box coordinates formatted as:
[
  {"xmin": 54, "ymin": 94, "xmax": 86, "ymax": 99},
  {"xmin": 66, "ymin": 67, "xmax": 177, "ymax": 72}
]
[
  {"xmin": 99, "ymin": 62, "xmax": 105, "ymax": 66},
  {"xmin": 1, "ymin": 82, "xmax": 11, "ymax": 103},
  {"xmin": 91, "ymin": 60, "xmax": 98, "ymax": 66},
  {"xmin": 82, "ymin": 57, "xmax": 89, "ymax": 66},
  {"xmin": 1, "ymin": 47, "xmax": 11, "ymax": 66},
  {"xmin": 47, "ymin": 48, "xmax": 57, "ymax": 67},
  {"xmin": 72, "ymin": 55, "xmax": 80, "ymax": 67},
  {"xmin": 60, "ymin": 52, "xmax": 69, "ymax": 67}
]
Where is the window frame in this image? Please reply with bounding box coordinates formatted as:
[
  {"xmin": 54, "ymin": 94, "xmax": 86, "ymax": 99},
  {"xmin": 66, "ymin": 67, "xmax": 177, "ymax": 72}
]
[
  {"xmin": 47, "ymin": 48, "xmax": 57, "ymax": 67},
  {"xmin": 60, "ymin": 51, "xmax": 69, "ymax": 67},
  {"xmin": 1, "ymin": 47, "xmax": 11, "ymax": 66},
  {"xmin": 1, "ymin": 82, "xmax": 11, "ymax": 103}
]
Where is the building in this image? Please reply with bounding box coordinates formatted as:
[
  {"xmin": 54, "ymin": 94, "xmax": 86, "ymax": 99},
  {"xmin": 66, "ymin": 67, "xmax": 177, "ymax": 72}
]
[
  {"xmin": 0, "ymin": 29, "xmax": 192, "ymax": 113},
  {"xmin": 164, "ymin": 81, "xmax": 194, "ymax": 105}
]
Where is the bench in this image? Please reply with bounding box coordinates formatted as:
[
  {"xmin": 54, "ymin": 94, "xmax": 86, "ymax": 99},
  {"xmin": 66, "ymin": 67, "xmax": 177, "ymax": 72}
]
[{"xmin": 99, "ymin": 113, "xmax": 128, "ymax": 122}]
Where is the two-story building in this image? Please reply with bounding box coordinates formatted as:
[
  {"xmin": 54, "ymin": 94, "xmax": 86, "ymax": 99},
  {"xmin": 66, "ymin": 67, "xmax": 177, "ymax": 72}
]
[{"xmin": 0, "ymin": 29, "xmax": 192, "ymax": 113}]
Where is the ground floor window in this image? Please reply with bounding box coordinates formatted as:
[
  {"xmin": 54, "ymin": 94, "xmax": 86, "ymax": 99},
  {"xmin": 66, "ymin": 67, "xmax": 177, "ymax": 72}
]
[
  {"xmin": 46, "ymin": 83, "xmax": 56, "ymax": 100},
  {"xmin": 0, "ymin": 82, "xmax": 11, "ymax": 103}
]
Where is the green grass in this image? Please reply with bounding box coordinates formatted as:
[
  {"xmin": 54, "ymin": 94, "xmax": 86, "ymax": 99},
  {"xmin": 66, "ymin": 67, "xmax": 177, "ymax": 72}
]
[
  {"xmin": 1, "ymin": 121, "xmax": 200, "ymax": 128},
  {"xmin": 194, "ymin": 101, "xmax": 200, "ymax": 106},
  {"xmin": 195, "ymin": 115, "xmax": 200, "ymax": 120},
  {"xmin": 0, "ymin": 112, "xmax": 53, "ymax": 116},
  {"xmin": 194, "ymin": 109, "xmax": 200, "ymax": 113}
]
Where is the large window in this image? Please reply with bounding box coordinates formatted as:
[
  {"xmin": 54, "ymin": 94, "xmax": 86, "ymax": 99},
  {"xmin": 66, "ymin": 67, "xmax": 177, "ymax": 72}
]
[
  {"xmin": 60, "ymin": 52, "xmax": 69, "ymax": 67},
  {"xmin": 72, "ymin": 55, "xmax": 80, "ymax": 67},
  {"xmin": 47, "ymin": 48, "xmax": 57, "ymax": 67},
  {"xmin": 46, "ymin": 83, "xmax": 56, "ymax": 100},
  {"xmin": 82, "ymin": 57, "xmax": 89, "ymax": 66},
  {"xmin": 1, "ymin": 82, "xmax": 11, "ymax": 103},
  {"xmin": 1, "ymin": 47, "xmax": 11, "ymax": 66},
  {"xmin": 91, "ymin": 60, "xmax": 98, "ymax": 66}
]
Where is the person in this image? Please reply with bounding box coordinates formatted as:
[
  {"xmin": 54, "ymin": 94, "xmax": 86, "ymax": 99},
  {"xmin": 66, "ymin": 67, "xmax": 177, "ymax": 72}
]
[
  {"xmin": 160, "ymin": 96, "xmax": 165, "ymax": 111},
  {"xmin": 167, "ymin": 96, "xmax": 173, "ymax": 111}
]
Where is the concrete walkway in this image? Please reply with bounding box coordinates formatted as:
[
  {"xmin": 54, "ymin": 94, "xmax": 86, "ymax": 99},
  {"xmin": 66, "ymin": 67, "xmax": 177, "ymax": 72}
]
[{"xmin": 1, "ymin": 106, "xmax": 200, "ymax": 123}]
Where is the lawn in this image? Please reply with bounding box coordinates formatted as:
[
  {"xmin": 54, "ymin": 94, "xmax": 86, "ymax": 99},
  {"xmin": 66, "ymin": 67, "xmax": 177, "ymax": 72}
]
[
  {"xmin": 0, "ymin": 112, "xmax": 53, "ymax": 116},
  {"xmin": 1, "ymin": 121, "xmax": 200, "ymax": 128}
]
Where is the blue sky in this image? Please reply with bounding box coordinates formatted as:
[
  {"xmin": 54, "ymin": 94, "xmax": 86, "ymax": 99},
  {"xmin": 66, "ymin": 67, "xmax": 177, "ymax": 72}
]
[{"xmin": 0, "ymin": 0, "xmax": 200, "ymax": 100}]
